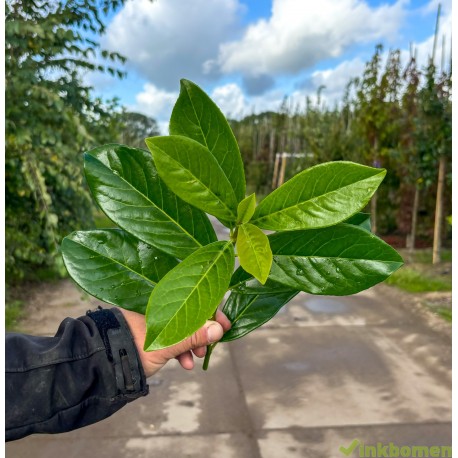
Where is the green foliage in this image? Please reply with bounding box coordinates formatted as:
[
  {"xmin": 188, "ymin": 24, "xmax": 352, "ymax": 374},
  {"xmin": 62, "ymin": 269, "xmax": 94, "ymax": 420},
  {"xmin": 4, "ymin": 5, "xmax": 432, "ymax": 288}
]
[
  {"xmin": 119, "ymin": 112, "xmax": 160, "ymax": 149},
  {"xmin": 144, "ymin": 241, "xmax": 235, "ymax": 351},
  {"xmin": 221, "ymin": 290, "xmax": 297, "ymax": 342},
  {"xmin": 84, "ymin": 144, "xmax": 217, "ymax": 258},
  {"xmin": 237, "ymin": 194, "xmax": 257, "ymax": 224},
  {"xmin": 252, "ymin": 162, "xmax": 385, "ymax": 231},
  {"xmin": 61, "ymin": 79, "xmax": 403, "ymax": 370},
  {"xmin": 5, "ymin": 300, "xmax": 25, "ymax": 331},
  {"xmin": 5, "ymin": 0, "xmax": 128, "ymax": 283},
  {"xmin": 427, "ymin": 305, "xmax": 452, "ymax": 323},
  {"xmin": 146, "ymin": 136, "xmax": 239, "ymax": 222},
  {"xmin": 229, "ymin": 43, "xmax": 451, "ymax": 245},
  {"xmin": 344, "ymin": 212, "xmax": 372, "ymax": 231},
  {"xmin": 385, "ymin": 266, "xmax": 451, "ymax": 293},
  {"xmin": 170, "ymin": 79, "xmax": 246, "ymax": 202},
  {"xmin": 268, "ymin": 225, "xmax": 403, "ymax": 295},
  {"xmin": 62, "ymin": 229, "xmax": 178, "ymax": 314},
  {"xmin": 236, "ymin": 223, "xmax": 272, "ymax": 284}
]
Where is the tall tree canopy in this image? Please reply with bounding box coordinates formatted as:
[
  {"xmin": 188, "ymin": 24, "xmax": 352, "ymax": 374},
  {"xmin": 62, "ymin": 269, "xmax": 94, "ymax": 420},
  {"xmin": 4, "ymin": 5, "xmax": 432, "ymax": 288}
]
[
  {"xmin": 120, "ymin": 112, "xmax": 161, "ymax": 149},
  {"xmin": 5, "ymin": 0, "xmax": 127, "ymax": 281}
]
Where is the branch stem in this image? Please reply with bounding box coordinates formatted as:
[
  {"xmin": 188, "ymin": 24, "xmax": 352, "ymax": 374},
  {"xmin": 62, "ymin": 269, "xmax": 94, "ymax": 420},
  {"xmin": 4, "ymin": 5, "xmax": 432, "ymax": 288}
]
[{"xmin": 202, "ymin": 343, "xmax": 217, "ymax": 370}]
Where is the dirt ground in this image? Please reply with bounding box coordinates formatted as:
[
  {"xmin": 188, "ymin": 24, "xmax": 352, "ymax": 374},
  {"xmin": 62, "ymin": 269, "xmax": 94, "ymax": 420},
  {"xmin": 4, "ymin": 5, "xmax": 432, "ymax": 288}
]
[{"xmin": 11, "ymin": 275, "xmax": 451, "ymax": 339}]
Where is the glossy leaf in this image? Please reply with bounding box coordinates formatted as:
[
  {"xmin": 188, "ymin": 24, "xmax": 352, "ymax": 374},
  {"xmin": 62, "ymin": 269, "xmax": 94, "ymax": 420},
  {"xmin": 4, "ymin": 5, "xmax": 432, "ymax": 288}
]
[
  {"xmin": 268, "ymin": 224, "xmax": 403, "ymax": 295},
  {"xmin": 229, "ymin": 266, "xmax": 294, "ymax": 294},
  {"xmin": 144, "ymin": 241, "xmax": 235, "ymax": 351},
  {"xmin": 237, "ymin": 193, "xmax": 256, "ymax": 224},
  {"xmin": 62, "ymin": 229, "xmax": 178, "ymax": 314},
  {"xmin": 146, "ymin": 135, "xmax": 239, "ymax": 222},
  {"xmin": 236, "ymin": 223, "xmax": 272, "ymax": 284},
  {"xmin": 252, "ymin": 161, "xmax": 386, "ymax": 231},
  {"xmin": 169, "ymin": 79, "xmax": 246, "ymax": 202},
  {"xmin": 344, "ymin": 212, "xmax": 371, "ymax": 231},
  {"xmin": 221, "ymin": 289, "xmax": 298, "ymax": 342},
  {"xmin": 84, "ymin": 144, "xmax": 217, "ymax": 259}
]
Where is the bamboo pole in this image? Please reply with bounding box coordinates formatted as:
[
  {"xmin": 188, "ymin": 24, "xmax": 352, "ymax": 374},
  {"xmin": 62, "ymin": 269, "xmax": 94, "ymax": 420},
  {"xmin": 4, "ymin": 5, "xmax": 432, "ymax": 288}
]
[{"xmin": 431, "ymin": 3, "xmax": 441, "ymax": 63}]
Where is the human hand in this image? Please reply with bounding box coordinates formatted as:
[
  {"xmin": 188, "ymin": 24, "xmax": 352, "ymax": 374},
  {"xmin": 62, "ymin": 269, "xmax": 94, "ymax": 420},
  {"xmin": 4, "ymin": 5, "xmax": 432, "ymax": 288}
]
[{"xmin": 118, "ymin": 308, "xmax": 231, "ymax": 378}]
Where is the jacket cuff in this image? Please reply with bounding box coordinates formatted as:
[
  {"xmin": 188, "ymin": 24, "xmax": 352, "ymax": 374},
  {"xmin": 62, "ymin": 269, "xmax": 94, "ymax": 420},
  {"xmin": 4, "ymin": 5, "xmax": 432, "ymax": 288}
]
[{"xmin": 86, "ymin": 307, "xmax": 149, "ymax": 398}]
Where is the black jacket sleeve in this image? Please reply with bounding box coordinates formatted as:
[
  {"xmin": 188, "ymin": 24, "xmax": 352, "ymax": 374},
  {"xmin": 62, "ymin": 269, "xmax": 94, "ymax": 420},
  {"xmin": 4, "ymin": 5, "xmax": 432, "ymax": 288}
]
[{"xmin": 5, "ymin": 307, "xmax": 149, "ymax": 442}]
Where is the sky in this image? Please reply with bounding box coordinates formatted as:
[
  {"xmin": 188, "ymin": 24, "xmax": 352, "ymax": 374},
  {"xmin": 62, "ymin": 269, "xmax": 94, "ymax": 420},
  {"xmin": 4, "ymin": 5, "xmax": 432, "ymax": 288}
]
[{"xmin": 88, "ymin": 0, "xmax": 453, "ymax": 133}]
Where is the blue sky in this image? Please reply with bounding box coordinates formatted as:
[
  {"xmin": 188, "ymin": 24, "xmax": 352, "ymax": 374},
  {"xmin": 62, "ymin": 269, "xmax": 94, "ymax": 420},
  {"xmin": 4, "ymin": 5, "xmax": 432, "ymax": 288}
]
[{"xmin": 89, "ymin": 0, "xmax": 452, "ymax": 132}]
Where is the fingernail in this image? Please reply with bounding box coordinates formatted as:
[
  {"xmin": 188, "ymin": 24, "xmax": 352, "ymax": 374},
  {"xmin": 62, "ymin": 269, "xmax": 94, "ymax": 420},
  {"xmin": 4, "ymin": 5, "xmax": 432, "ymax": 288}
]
[{"xmin": 207, "ymin": 323, "xmax": 223, "ymax": 343}]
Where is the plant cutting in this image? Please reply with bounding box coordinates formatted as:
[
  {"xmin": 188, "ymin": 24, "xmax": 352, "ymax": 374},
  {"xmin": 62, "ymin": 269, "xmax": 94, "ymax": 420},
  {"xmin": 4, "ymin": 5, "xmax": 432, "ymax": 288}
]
[{"xmin": 61, "ymin": 79, "xmax": 403, "ymax": 370}]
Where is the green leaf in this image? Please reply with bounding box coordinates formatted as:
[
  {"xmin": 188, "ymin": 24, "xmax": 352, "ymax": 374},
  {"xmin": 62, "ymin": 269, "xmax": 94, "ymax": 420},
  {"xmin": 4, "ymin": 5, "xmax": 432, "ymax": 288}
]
[
  {"xmin": 229, "ymin": 266, "xmax": 294, "ymax": 294},
  {"xmin": 344, "ymin": 212, "xmax": 372, "ymax": 231},
  {"xmin": 236, "ymin": 223, "xmax": 272, "ymax": 284},
  {"xmin": 62, "ymin": 229, "xmax": 178, "ymax": 314},
  {"xmin": 221, "ymin": 289, "xmax": 298, "ymax": 342},
  {"xmin": 146, "ymin": 135, "xmax": 239, "ymax": 221},
  {"xmin": 268, "ymin": 224, "xmax": 404, "ymax": 295},
  {"xmin": 237, "ymin": 193, "xmax": 256, "ymax": 224},
  {"xmin": 144, "ymin": 241, "xmax": 235, "ymax": 351},
  {"xmin": 251, "ymin": 161, "xmax": 386, "ymax": 231},
  {"xmin": 84, "ymin": 144, "xmax": 217, "ymax": 259},
  {"xmin": 169, "ymin": 78, "xmax": 246, "ymax": 202}
]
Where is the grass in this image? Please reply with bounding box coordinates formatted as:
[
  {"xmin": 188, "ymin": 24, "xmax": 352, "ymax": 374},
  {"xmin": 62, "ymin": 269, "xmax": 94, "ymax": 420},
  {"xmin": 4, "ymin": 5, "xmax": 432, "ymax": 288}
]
[
  {"xmin": 434, "ymin": 307, "xmax": 452, "ymax": 322},
  {"xmin": 5, "ymin": 300, "xmax": 25, "ymax": 331},
  {"xmin": 423, "ymin": 300, "xmax": 452, "ymax": 323},
  {"xmin": 410, "ymin": 248, "xmax": 452, "ymax": 264},
  {"xmin": 385, "ymin": 251, "xmax": 452, "ymax": 322},
  {"xmin": 385, "ymin": 266, "xmax": 452, "ymax": 293}
]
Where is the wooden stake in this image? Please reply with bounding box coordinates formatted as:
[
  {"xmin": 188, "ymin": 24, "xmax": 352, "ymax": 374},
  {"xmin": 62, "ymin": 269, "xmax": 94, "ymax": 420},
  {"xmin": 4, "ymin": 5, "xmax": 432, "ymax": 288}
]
[
  {"xmin": 408, "ymin": 184, "xmax": 420, "ymax": 254},
  {"xmin": 432, "ymin": 155, "xmax": 446, "ymax": 264},
  {"xmin": 272, "ymin": 153, "xmax": 280, "ymax": 189},
  {"xmin": 278, "ymin": 154, "xmax": 287, "ymax": 187}
]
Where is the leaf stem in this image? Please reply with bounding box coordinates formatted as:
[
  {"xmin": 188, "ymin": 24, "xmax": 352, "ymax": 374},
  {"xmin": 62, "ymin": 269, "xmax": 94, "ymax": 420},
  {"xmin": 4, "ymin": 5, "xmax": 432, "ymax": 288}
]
[
  {"xmin": 202, "ymin": 343, "xmax": 216, "ymax": 370},
  {"xmin": 230, "ymin": 226, "xmax": 239, "ymax": 243}
]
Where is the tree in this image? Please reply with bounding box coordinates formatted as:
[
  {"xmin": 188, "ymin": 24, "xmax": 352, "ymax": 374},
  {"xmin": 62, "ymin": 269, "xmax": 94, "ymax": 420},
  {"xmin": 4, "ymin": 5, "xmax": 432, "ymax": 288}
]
[
  {"xmin": 352, "ymin": 46, "xmax": 403, "ymax": 233},
  {"xmin": 5, "ymin": 0, "xmax": 126, "ymax": 282},
  {"xmin": 120, "ymin": 112, "xmax": 161, "ymax": 149},
  {"xmin": 418, "ymin": 63, "xmax": 452, "ymax": 263}
]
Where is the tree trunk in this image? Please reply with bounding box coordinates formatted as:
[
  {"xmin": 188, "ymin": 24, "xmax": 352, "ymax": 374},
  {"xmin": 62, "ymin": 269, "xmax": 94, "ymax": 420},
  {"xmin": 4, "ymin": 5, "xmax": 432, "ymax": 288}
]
[
  {"xmin": 432, "ymin": 155, "xmax": 446, "ymax": 264},
  {"xmin": 370, "ymin": 138, "xmax": 379, "ymax": 234},
  {"xmin": 408, "ymin": 184, "xmax": 420, "ymax": 255},
  {"xmin": 371, "ymin": 193, "xmax": 378, "ymax": 234}
]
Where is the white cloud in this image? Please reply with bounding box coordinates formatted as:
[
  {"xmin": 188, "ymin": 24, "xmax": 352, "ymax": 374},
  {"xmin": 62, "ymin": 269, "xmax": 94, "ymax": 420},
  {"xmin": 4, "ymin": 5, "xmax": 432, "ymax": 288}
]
[
  {"xmin": 208, "ymin": 0, "xmax": 406, "ymax": 78},
  {"xmin": 132, "ymin": 80, "xmax": 287, "ymax": 131},
  {"xmin": 132, "ymin": 83, "xmax": 178, "ymax": 133},
  {"xmin": 410, "ymin": 7, "xmax": 452, "ymax": 70},
  {"xmin": 103, "ymin": 0, "xmax": 243, "ymax": 90},
  {"xmin": 211, "ymin": 83, "xmax": 247, "ymax": 119},
  {"xmin": 300, "ymin": 6, "xmax": 452, "ymax": 110},
  {"xmin": 309, "ymin": 58, "xmax": 366, "ymax": 105},
  {"xmin": 420, "ymin": 0, "xmax": 452, "ymax": 16}
]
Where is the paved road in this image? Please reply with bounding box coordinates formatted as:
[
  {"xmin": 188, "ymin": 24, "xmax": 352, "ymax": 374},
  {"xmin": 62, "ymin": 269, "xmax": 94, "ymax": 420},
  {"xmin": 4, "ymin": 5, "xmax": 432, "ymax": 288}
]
[{"xmin": 6, "ymin": 221, "xmax": 451, "ymax": 457}]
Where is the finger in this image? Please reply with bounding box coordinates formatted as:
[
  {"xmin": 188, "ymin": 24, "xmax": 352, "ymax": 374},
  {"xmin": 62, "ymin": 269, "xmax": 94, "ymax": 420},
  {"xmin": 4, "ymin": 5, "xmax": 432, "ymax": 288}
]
[
  {"xmin": 176, "ymin": 351, "xmax": 194, "ymax": 370},
  {"xmin": 215, "ymin": 309, "xmax": 232, "ymax": 332},
  {"xmin": 166, "ymin": 321, "xmax": 224, "ymax": 359},
  {"xmin": 192, "ymin": 346, "xmax": 207, "ymax": 358}
]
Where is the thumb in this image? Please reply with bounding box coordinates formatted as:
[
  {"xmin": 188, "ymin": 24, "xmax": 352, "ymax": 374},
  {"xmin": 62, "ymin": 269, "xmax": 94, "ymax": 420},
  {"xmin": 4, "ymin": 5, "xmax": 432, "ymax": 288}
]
[{"xmin": 167, "ymin": 321, "xmax": 224, "ymax": 359}]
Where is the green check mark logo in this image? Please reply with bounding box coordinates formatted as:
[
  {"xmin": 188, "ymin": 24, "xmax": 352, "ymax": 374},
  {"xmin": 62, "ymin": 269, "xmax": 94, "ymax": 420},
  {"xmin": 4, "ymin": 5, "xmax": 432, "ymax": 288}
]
[{"xmin": 339, "ymin": 439, "xmax": 360, "ymax": 456}]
